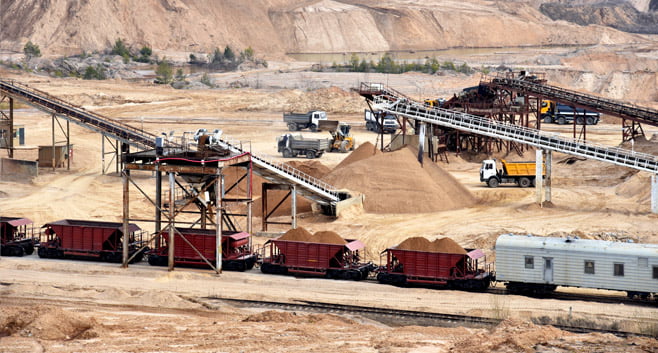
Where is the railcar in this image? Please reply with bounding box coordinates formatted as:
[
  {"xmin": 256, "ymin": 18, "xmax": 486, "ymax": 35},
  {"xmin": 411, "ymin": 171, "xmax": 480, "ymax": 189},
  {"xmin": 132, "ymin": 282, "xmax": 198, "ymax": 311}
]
[
  {"xmin": 376, "ymin": 247, "xmax": 493, "ymax": 291},
  {"xmin": 259, "ymin": 238, "xmax": 374, "ymax": 280},
  {"xmin": 38, "ymin": 219, "xmax": 146, "ymax": 263},
  {"xmin": 495, "ymin": 234, "xmax": 658, "ymax": 298},
  {"xmin": 147, "ymin": 227, "xmax": 258, "ymax": 271},
  {"xmin": 0, "ymin": 217, "xmax": 36, "ymax": 257}
]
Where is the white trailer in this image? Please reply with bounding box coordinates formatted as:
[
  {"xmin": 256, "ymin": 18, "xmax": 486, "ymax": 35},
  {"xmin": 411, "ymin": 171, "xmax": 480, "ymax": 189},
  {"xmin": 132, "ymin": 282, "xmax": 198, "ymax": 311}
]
[{"xmin": 495, "ymin": 234, "xmax": 658, "ymax": 298}]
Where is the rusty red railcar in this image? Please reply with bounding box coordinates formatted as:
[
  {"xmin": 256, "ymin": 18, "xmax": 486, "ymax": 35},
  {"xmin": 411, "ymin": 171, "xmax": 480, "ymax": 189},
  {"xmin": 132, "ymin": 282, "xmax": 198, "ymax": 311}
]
[
  {"xmin": 0, "ymin": 217, "xmax": 36, "ymax": 257},
  {"xmin": 259, "ymin": 238, "xmax": 375, "ymax": 280},
  {"xmin": 147, "ymin": 227, "xmax": 257, "ymax": 271},
  {"xmin": 38, "ymin": 219, "xmax": 146, "ymax": 263},
  {"xmin": 377, "ymin": 247, "xmax": 492, "ymax": 291}
]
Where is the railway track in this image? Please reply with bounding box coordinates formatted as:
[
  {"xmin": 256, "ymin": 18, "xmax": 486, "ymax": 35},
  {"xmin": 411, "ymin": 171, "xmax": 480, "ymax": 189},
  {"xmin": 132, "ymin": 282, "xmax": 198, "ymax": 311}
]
[{"xmin": 200, "ymin": 296, "xmax": 650, "ymax": 337}]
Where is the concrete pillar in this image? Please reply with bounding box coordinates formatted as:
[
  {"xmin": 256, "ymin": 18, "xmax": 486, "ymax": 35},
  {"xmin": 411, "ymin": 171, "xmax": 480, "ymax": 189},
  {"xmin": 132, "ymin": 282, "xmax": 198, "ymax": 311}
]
[
  {"xmin": 544, "ymin": 150, "xmax": 552, "ymax": 203},
  {"xmin": 535, "ymin": 149, "xmax": 543, "ymax": 205},
  {"xmin": 651, "ymin": 174, "xmax": 658, "ymax": 213}
]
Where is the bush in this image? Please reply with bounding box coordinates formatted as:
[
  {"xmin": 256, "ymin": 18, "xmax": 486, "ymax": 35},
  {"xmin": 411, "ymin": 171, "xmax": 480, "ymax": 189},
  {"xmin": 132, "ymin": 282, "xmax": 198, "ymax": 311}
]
[
  {"xmin": 83, "ymin": 65, "xmax": 107, "ymax": 80},
  {"xmin": 155, "ymin": 59, "xmax": 173, "ymax": 84},
  {"xmin": 135, "ymin": 46, "xmax": 152, "ymax": 63},
  {"xmin": 111, "ymin": 38, "xmax": 131, "ymax": 58},
  {"xmin": 23, "ymin": 41, "xmax": 41, "ymax": 60}
]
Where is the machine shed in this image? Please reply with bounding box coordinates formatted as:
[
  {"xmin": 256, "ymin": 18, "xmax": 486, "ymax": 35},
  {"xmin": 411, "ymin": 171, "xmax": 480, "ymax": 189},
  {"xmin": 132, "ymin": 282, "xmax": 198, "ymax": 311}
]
[{"xmin": 495, "ymin": 234, "xmax": 658, "ymax": 295}]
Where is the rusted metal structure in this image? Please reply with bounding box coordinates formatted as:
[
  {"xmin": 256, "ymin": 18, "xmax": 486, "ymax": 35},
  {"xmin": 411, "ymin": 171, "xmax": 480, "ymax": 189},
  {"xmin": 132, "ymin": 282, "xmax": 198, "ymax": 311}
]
[
  {"xmin": 123, "ymin": 133, "xmax": 254, "ymax": 273},
  {"xmin": 0, "ymin": 217, "xmax": 36, "ymax": 257},
  {"xmin": 38, "ymin": 219, "xmax": 146, "ymax": 262}
]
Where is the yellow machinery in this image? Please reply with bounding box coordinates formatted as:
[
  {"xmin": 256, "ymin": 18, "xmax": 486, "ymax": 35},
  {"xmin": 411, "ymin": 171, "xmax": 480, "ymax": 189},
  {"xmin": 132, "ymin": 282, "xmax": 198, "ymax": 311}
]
[{"xmin": 319, "ymin": 120, "xmax": 355, "ymax": 153}]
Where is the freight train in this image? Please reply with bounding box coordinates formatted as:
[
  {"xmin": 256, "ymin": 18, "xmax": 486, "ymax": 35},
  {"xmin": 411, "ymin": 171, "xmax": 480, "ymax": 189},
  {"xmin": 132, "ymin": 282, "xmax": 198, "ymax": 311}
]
[{"xmin": 3, "ymin": 215, "xmax": 657, "ymax": 301}]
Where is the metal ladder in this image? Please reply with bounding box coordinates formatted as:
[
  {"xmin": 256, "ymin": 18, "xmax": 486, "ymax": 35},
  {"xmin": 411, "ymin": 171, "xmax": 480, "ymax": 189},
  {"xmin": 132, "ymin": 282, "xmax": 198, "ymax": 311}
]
[{"xmin": 372, "ymin": 94, "xmax": 658, "ymax": 174}]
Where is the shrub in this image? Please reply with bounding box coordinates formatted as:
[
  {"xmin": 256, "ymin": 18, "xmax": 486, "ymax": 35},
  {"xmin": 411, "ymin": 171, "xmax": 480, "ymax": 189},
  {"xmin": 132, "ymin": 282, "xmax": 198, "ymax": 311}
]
[
  {"xmin": 111, "ymin": 38, "xmax": 131, "ymax": 58},
  {"xmin": 155, "ymin": 59, "xmax": 173, "ymax": 84},
  {"xmin": 23, "ymin": 41, "xmax": 41, "ymax": 60}
]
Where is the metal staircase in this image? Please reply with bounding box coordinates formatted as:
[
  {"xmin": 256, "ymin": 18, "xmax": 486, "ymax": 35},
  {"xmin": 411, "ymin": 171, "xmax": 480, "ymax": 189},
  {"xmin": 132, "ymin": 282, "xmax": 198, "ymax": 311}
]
[
  {"xmin": 370, "ymin": 90, "xmax": 658, "ymax": 174},
  {"xmin": 485, "ymin": 76, "xmax": 658, "ymax": 126},
  {"xmin": 0, "ymin": 78, "xmax": 342, "ymax": 206}
]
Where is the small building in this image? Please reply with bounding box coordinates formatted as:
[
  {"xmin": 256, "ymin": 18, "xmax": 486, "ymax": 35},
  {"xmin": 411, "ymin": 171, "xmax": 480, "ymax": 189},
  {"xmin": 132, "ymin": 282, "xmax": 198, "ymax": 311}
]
[
  {"xmin": 38, "ymin": 144, "xmax": 73, "ymax": 168},
  {"xmin": 0, "ymin": 123, "xmax": 25, "ymax": 148}
]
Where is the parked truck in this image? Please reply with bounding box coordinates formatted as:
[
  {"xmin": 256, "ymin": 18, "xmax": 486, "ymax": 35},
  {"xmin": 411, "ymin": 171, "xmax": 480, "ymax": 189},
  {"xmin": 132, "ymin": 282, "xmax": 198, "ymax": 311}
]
[
  {"xmin": 541, "ymin": 100, "xmax": 600, "ymax": 125},
  {"xmin": 364, "ymin": 110, "xmax": 398, "ymax": 134},
  {"xmin": 277, "ymin": 134, "xmax": 329, "ymax": 159},
  {"xmin": 283, "ymin": 111, "xmax": 328, "ymax": 132},
  {"xmin": 480, "ymin": 159, "xmax": 545, "ymax": 188}
]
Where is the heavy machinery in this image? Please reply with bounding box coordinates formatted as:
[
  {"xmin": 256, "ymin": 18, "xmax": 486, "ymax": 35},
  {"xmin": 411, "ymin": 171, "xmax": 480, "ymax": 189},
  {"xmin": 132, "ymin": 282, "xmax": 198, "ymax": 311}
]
[
  {"xmin": 283, "ymin": 110, "xmax": 328, "ymax": 132},
  {"xmin": 480, "ymin": 159, "xmax": 545, "ymax": 188},
  {"xmin": 0, "ymin": 217, "xmax": 36, "ymax": 257},
  {"xmin": 319, "ymin": 120, "xmax": 356, "ymax": 153},
  {"xmin": 277, "ymin": 133, "xmax": 329, "ymax": 159},
  {"xmin": 541, "ymin": 100, "xmax": 600, "ymax": 125},
  {"xmin": 364, "ymin": 110, "xmax": 398, "ymax": 134}
]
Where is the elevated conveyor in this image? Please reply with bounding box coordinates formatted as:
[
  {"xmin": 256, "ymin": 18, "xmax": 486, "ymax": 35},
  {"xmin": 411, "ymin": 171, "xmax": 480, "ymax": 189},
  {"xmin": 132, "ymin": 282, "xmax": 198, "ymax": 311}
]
[
  {"xmin": 0, "ymin": 78, "xmax": 342, "ymax": 207},
  {"xmin": 364, "ymin": 84, "xmax": 658, "ymax": 174},
  {"xmin": 484, "ymin": 75, "xmax": 658, "ymax": 127}
]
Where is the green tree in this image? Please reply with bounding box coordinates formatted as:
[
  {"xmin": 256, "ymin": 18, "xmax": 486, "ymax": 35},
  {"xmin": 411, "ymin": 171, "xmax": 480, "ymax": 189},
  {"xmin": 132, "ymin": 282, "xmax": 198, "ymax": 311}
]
[
  {"xmin": 349, "ymin": 54, "xmax": 360, "ymax": 72},
  {"xmin": 211, "ymin": 48, "xmax": 223, "ymax": 64},
  {"xmin": 240, "ymin": 46, "xmax": 255, "ymax": 61},
  {"xmin": 223, "ymin": 45, "xmax": 235, "ymax": 62},
  {"xmin": 83, "ymin": 65, "xmax": 107, "ymax": 80},
  {"xmin": 111, "ymin": 38, "xmax": 131, "ymax": 57},
  {"xmin": 175, "ymin": 68, "xmax": 185, "ymax": 81},
  {"xmin": 135, "ymin": 45, "xmax": 152, "ymax": 63},
  {"xmin": 155, "ymin": 59, "xmax": 173, "ymax": 84},
  {"xmin": 23, "ymin": 41, "xmax": 41, "ymax": 60}
]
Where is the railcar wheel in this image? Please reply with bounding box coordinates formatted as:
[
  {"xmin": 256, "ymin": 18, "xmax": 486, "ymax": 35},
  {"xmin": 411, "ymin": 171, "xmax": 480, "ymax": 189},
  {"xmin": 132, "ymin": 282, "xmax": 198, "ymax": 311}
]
[
  {"xmin": 12, "ymin": 246, "xmax": 24, "ymax": 257},
  {"xmin": 38, "ymin": 246, "xmax": 48, "ymax": 258},
  {"xmin": 24, "ymin": 245, "xmax": 34, "ymax": 255}
]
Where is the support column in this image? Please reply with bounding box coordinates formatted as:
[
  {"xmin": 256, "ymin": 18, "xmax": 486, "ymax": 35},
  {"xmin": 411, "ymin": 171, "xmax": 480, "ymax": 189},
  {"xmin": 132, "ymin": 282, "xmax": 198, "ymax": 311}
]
[
  {"xmin": 544, "ymin": 150, "xmax": 552, "ymax": 203},
  {"xmin": 8, "ymin": 98, "xmax": 13, "ymax": 158},
  {"xmin": 651, "ymin": 174, "xmax": 658, "ymax": 213},
  {"xmin": 155, "ymin": 167, "xmax": 162, "ymax": 248},
  {"xmin": 291, "ymin": 185, "xmax": 297, "ymax": 229},
  {"xmin": 168, "ymin": 172, "xmax": 175, "ymax": 271},
  {"xmin": 535, "ymin": 149, "xmax": 543, "ymax": 205},
  {"xmin": 121, "ymin": 168, "xmax": 129, "ymax": 268},
  {"xmin": 66, "ymin": 120, "xmax": 70, "ymax": 170},
  {"xmin": 101, "ymin": 135, "xmax": 105, "ymax": 174},
  {"xmin": 51, "ymin": 114, "xmax": 55, "ymax": 171},
  {"xmin": 216, "ymin": 174, "xmax": 223, "ymax": 274}
]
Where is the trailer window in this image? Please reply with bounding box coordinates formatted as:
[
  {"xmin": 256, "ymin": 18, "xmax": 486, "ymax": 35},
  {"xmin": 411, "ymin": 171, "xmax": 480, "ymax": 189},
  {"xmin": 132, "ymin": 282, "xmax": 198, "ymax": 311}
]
[
  {"xmin": 584, "ymin": 260, "xmax": 595, "ymax": 274},
  {"xmin": 653, "ymin": 266, "xmax": 658, "ymax": 279},
  {"xmin": 525, "ymin": 256, "xmax": 534, "ymax": 269},
  {"xmin": 614, "ymin": 263, "xmax": 624, "ymax": 277}
]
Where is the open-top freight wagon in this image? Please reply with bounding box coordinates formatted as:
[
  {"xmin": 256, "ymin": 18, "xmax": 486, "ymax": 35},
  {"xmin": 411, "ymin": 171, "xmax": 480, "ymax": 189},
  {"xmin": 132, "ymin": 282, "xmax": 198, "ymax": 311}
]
[
  {"xmin": 259, "ymin": 236, "xmax": 375, "ymax": 280},
  {"xmin": 38, "ymin": 219, "xmax": 147, "ymax": 263},
  {"xmin": 0, "ymin": 217, "xmax": 36, "ymax": 257},
  {"xmin": 146, "ymin": 228, "xmax": 258, "ymax": 271},
  {"xmin": 377, "ymin": 237, "xmax": 493, "ymax": 291}
]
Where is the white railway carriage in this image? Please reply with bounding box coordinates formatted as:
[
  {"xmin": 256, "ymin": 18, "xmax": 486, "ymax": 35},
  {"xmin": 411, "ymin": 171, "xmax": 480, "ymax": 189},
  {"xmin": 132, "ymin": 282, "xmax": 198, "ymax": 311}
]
[{"xmin": 495, "ymin": 234, "xmax": 658, "ymax": 298}]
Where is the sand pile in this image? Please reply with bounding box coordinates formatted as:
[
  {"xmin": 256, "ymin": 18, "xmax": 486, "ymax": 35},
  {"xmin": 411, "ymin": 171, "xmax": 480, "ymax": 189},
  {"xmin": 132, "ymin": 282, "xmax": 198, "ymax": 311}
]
[
  {"xmin": 278, "ymin": 227, "xmax": 347, "ymax": 245},
  {"xmin": 0, "ymin": 305, "xmax": 98, "ymax": 340},
  {"xmin": 333, "ymin": 141, "xmax": 382, "ymax": 169},
  {"xmin": 242, "ymin": 310, "xmax": 356, "ymax": 325},
  {"xmin": 395, "ymin": 236, "xmax": 466, "ymax": 254},
  {"xmin": 323, "ymin": 145, "xmax": 476, "ymax": 214}
]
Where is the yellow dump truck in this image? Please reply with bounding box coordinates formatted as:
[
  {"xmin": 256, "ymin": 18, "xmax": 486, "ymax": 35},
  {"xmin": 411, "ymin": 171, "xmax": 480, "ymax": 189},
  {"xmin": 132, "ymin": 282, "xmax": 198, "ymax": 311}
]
[{"xmin": 480, "ymin": 159, "xmax": 545, "ymax": 188}]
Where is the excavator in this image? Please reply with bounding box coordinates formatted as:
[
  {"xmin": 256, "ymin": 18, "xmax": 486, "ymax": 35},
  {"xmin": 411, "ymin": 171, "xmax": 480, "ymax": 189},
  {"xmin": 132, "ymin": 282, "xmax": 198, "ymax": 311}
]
[{"xmin": 318, "ymin": 120, "xmax": 355, "ymax": 153}]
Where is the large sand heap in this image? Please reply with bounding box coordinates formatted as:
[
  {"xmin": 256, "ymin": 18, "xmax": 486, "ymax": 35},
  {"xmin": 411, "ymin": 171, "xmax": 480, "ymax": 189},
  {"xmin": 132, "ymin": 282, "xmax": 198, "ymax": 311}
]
[
  {"xmin": 324, "ymin": 145, "xmax": 476, "ymax": 214},
  {"xmin": 395, "ymin": 236, "xmax": 467, "ymax": 254},
  {"xmin": 278, "ymin": 227, "xmax": 347, "ymax": 245}
]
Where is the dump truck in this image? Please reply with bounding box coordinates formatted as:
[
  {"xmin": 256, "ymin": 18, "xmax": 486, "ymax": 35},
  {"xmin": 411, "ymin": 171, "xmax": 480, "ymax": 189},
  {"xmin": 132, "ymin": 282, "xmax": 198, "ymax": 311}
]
[
  {"xmin": 480, "ymin": 159, "xmax": 545, "ymax": 188},
  {"xmin": 283, "ymin": 110, "xmax": 327, "ymax": 132},
  {"xmin": 364, "ymin": 110, "xmax": 398, "ymax": 134},
  {"xmin": 277, "ymin": 133, "xmax": 329, "ymax": 159},
  {"xmin": 319, "ymin": 120, "xmax": 356, "ymax": 152},
  {"xmin": 541, "ymin": 100, "xmax": 600, "ymax": 125}
]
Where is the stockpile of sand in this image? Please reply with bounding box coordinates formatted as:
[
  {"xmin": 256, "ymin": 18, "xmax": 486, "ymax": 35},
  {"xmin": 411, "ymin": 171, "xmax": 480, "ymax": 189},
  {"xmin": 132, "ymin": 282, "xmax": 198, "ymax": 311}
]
[
  {"xmin": 278, "ymin": 227, "xmax": 347, "ymax": 245},
  {"xmin": 333, "ymin": 141, "xmax": 382, "ymax": 169},
  {"xmin": 395, "ymin": 236, "xmax": 466, "ymax": 254},
  {"xmin": 323, "ymin": 145, "xmax": 476, "ymax": 214}
]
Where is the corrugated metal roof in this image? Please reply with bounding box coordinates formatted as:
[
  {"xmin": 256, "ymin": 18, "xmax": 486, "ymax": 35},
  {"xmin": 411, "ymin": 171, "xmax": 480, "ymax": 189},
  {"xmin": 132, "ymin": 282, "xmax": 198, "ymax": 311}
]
[
  {"xmin": 226, "ymin": 232, "xmax": 250, "ymax": 241},
  {"xmin": 467, "ymin": 249, "xmax": 485, "ymax": 259},
  {"xmin": 1, "ymin": 217, "xmax": 33, "ymax": 227},
  {"xmin": 496, "ymin": 233, "xmax": 658, "ymax": 257}
]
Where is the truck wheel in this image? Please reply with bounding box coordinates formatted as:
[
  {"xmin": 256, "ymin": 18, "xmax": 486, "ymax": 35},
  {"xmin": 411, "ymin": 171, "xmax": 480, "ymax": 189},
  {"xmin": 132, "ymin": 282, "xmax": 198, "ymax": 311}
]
[
  {"xmin": 519, "ymin": 177, "xmax": 531, "ymax": 188},
  {"xmin": 543, "ymin": 115, "xmax": 553, "ymax": 124},
  {"xmin": 576, "ymin": 116, "xmax": 585, "ymax": 125},
  {"xmin": 306, "ymin": 150, "xmax": 316, "ymax": 159},
  {"xmin": 557, "ymin": 116, "xmax": 566, "ymax": 125},
  {"xmin": 339, "ymin": 140, "xmax": 349, "ymax": 153},
  {"xmin": 310, "ymin": 124, "xmax": 318, "ymax": 132},
  {"xmin": 287, "ymin": 123, "xmax": 297, "ymax": 131},
  {"xmin": 586, "ymin": 117, "xmax": 595, "ymax": 125},
  {"xmin": 487, "ymin": 178, "xmax": 499, "ymax": 188},
  {"xmin": 282, "ymin": 148, "xmax": 293, "ymax": 158}
]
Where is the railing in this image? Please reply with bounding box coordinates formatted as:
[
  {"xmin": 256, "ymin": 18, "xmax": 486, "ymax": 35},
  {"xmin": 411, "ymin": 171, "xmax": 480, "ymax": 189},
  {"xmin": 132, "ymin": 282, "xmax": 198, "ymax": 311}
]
[{"xmin": 373, "ymin": 95, "xmax": 658, "ymax": 174}]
